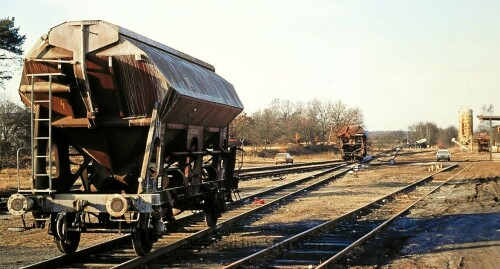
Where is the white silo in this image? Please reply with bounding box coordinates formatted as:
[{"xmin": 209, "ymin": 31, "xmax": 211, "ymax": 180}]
[{"xmin": 458, "ymin": 109, "xmax": 473, "ymax": 151}]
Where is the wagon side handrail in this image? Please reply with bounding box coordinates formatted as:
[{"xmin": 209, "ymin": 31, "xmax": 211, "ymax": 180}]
[{"xmin": 138, "ymin": 104, "xmax": 160, "ymax": 194}]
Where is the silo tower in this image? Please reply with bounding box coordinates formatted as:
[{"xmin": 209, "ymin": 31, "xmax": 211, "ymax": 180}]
[{"xmin": 458, "ymin": 109, "xmax": 473, "ymax": 151}]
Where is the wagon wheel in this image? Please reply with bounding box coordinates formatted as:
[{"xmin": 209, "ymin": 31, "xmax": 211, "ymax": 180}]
[
  {"xmin": 217, "ymin": 191, "xmax": 228, "ymax": 213},
  {"xmin": 51, "ymin": 212, "xmax": 81, "ymax": 254},
  {"xmin": 132, "ymin": 213, "xmax": 154, "ymax": 256},
  {"xmin": 55, "ymin": 229, "xmax": 81, "ymax": 254},
  {"xmin": 204, "ymin": 192, "xmax": 218, "ymax": 227}
]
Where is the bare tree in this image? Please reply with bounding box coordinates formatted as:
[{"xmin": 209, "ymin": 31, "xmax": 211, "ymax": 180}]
[
  {"xmin": 232, "ymin": 98, "xmax": 364, "ymax": 148},
  {"xmin": 478, "ymin": 104, "xmax": 494, "ymax": 132},
  {"xmin": 408, "ymin": 121, "xmax": 440, "ymax": 146},
  {"xmin": 229, "ymin": 113, "xmax": 253, "ymax": 146},
  {"xmin": 327, "ymin": 101, "xmax": 364, "ymax": 143},
  {"xmin": 301, "ymin": 100, "xmax": 323, "ymax": 144},
  {"xmin": 0, "ymin": 95, "xmax": 30, "ymax": 168},
  {"xmin": 252, "ymin": 108, "xmax": 280, "ymax": 149},
  {"xmin": 437, "ymin": 126, "xmax": 458, "ymax": 148},
  {"xmin": 277, "ymin": 99, "xmax": 296, "ymax": 143}
]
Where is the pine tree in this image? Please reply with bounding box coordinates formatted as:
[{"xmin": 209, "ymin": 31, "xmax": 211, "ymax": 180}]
[{"xmin": 0, "ymin": 17, "xmax": 26, "ymax": 89}]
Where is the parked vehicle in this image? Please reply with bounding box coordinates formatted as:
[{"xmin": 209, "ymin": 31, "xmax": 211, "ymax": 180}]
[
  {"xmin": 436, "ymin": 149, "xmax": 451, "ymax": 161},
  {"xmin": 275, "ymin": 153, "xmax": 293, "ymax": 164}
]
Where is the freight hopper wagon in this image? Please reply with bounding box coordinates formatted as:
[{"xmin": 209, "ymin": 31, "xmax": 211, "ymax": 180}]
[
  {"xmin": 338, "ymin": 125, "xmax": 368, "ymax": 161},
  {"xmin": 7, "ymin": 20, "xmax": 243, "ymax": 255},
  {"xmin": 476, "ymin": 133, "xmax": 490, "ymax": 152}
]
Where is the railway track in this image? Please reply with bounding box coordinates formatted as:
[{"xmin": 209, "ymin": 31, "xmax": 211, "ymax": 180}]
[
  {"xmin": 238, "ymin": 160, "xmax": 345, "ymax": 180},
  {"xmin": 223, "ymin": 162, "xmax": 470, "ymax": 268},
  {"xmin": 21, "ymin": 162, "xmax": 353, "ymax": 268}
]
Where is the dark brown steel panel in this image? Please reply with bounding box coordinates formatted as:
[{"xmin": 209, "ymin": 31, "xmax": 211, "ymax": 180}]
[
  {"xmin": 127, "ymin": 38, "xmax": 243, "ymax": 117},
  {"xmin": 33, "ymin": 93, "xmax": 74, "ymax": 117},
  {"xmin": 112, "ymin": 55, "xmax": 163, "ymax": 117},
  {"xmin": 85, "ymin": 56, "xmax": 122, "ymax": 116}
]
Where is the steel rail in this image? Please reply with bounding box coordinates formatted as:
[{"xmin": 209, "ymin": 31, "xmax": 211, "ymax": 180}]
[
  {"xmin": 20, "ymin": 162, "xmax": 352, "ymax": 269},
  {"xmin": 239, "ymin": 160, "xmax": 343, "ymax": 173},
  {"xmin": 317, "ymin": 162, "xmax": 474, "ymax": 268},
  {"xmin": 223, "ymin": 162, "xmax": 466, "ymax": 268},
  {"xmin": 238, "ymin": 161, "xmax": 347, "ymax": 180}
]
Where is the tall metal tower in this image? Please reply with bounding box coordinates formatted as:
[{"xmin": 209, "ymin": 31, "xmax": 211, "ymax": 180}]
[{"xmin": 458, "ymin": 109, "xmax": 473, "ymax": 152}]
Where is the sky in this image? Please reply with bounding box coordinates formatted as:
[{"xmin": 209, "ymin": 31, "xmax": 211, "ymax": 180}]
[{"xmin": 2, "ymin": 0, "xmax": 500, "ymax": 131}]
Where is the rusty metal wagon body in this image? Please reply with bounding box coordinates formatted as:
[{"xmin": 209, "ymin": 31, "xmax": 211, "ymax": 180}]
[
  {"xmin": 337, "ymin": 125, "xmax": 368, "ymax": 161},
  {"xmin": 7, "ymin": 20, "xmax": 243, "ymax": 255},
  {"xmin": 476, "ymin": 132, "xmax": 490, "ymax": 152}
]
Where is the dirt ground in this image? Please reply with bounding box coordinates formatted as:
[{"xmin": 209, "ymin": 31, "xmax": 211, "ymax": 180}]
[
  {"xmin": 0, "ymin": 149, "xmax": 498, "ymax": 268},
  {"xmin": 341, "ymin": 152, "xmax": 500, "ymax": 269}
]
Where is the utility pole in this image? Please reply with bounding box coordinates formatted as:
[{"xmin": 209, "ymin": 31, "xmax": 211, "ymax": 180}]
[{"xmin": 489, "ymin": 119, "xmax": 493, "ymax": 161}]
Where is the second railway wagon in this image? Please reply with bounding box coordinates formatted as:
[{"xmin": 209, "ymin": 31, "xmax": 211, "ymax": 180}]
[
  {"xmin": 7, "ymin": 20, "xmax": 243, "ymax": 255},
  {"xmin": 338, "ymin": 125, "xmax": 368, "ymax": 161}
]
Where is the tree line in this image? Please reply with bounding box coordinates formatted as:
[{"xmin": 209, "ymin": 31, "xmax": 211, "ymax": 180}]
[
  {"xmin": 370, "ymin": 122, "xmax": 458, "ymax": 149},
  {"xmin": 229, "ymin": 97, "xmax": 459, "ymax": 150},
  {"xmin": 229, "ymin": 98, "xmax": 364, "ymax": 147}
]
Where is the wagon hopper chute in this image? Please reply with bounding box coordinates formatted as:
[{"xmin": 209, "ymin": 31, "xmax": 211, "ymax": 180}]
[{"xmin": 7, "ymin": 20, "xmax": 243, "ymax": 255}]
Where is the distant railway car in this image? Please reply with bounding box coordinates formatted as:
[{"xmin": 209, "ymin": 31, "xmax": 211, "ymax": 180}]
[
  {"xmin": 412, "ymin": 138, "xmax": 428, "ymax": 148},
  {"xmin": 476, "ymin": 133, "xmax": 490, "ymax": 152},
  {"xmin": 7, "ymin": 20, "xmax": 243, "ymax": 255},
  {"xmin": 338, "ymin": 125, "xmax": 368, "ymax": 161}
]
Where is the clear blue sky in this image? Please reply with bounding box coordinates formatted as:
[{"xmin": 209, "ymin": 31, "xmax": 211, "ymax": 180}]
[{"xmin": 2, "ymin": 0, "xmax": 499, "ymax": 131}]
